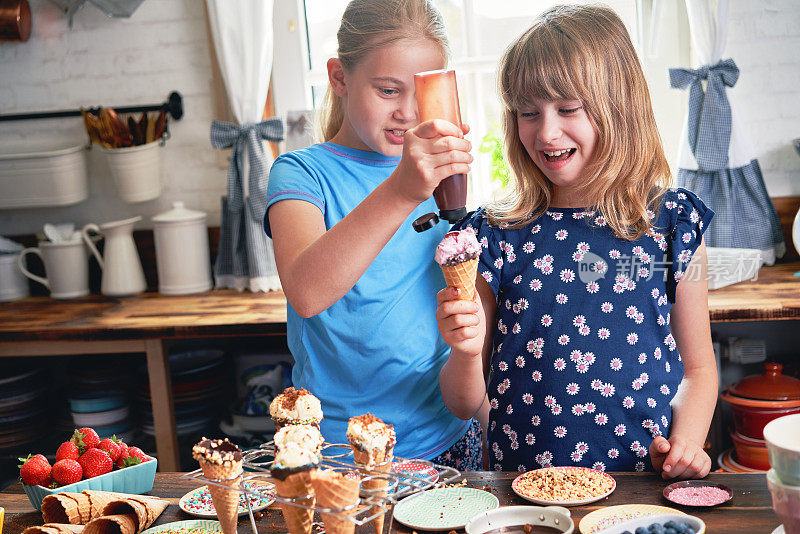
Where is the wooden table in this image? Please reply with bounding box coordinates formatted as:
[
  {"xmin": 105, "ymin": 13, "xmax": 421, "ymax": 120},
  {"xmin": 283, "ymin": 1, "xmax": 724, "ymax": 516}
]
[
  {"xmin": 0, "ymin": 472, "xmax": 781, "ymax": 534},
  {"xmin": 1, "ymin": 263, "xmax": 798, "ymax": 471}
]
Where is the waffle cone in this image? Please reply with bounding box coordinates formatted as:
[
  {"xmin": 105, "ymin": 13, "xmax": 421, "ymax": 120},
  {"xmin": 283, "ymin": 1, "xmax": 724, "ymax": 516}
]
[
  {"xmin": 101, "ymin": 494, "xmax": 168, "ymax": 533},
  {"xmin": 273, "ymin": 470, "xmax": 315, "ymax": 534},
  {"xmin": 69, "ymin": 493, "xmax": 92, "ymax": 523},
  {"xmin": 83, "ymin": 514, "xmax": 138, "ymax": 534},
  {"xmin": 441, "ymin": 258, "xmax": 479, "ymax": 301},
  {"xmin": 198, "ymin": 458, "xmax": 243, "ymax": 534},
  {"xmin": 310, "ymin": 470, "xmax": 360, "ymax": 534},
  {"xmin": 83, "ymin": 491, "xmax": 119, "ymax": 521},
  {"xmin": 352, "ymin": 447, "xmax": 393, "ymax": 534},
  {"xmin": 42, "ymin": 494, "xmax": 82, "ymax": 525},
  {"xmin": 24, "ymin": 524, "xmax": 85, "ymax": 534}
]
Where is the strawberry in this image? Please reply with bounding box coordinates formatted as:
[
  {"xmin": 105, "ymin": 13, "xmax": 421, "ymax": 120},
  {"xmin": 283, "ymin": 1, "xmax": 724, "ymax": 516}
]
[
  {"xmin": 71, "ymin": 428, "xmax": 100, "ymax": 451},
  {"xmin": 116, "ymin": 453, "xmax": 141, "ymax": 469},
  {"xmin": 127, "ymin": 446, "xmax": 149, "ymax": 463},
  {"xmin": 78, "ymin": 448, "xmax": 113, "ymax": 478},
  {"xmin": 98, "ymin": 438, "xmax": 121, "ymax": 461},
  {"xmin": 115, "ymin": 439, "xmax": 129, "ymax": 459},
  {"xmin": 52, "ymin": 459, "xmax": 83, "ymax": 486},
  {"xmin": 18, "ymin": 454, "xmax": 52, "ymax": 486},
  {"xmin": 56, "ymin": 441, "xmax": 80, "ymax": 462}
]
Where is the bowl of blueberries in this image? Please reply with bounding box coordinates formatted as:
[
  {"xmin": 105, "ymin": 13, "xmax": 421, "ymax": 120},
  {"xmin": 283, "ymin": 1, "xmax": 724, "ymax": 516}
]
[{"xmin": 597, "ymin": 513, "xmax": 705, "ymax": 534}]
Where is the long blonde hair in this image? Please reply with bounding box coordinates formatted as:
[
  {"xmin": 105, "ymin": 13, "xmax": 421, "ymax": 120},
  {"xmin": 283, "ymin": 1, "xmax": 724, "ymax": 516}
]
[
  {"xmin": 317, "ymin": 0, "xmax": 451, "ymax": 142},
  {"xmin": 489, "ymin": 4, "xmax": 671, "ymax": 240}
]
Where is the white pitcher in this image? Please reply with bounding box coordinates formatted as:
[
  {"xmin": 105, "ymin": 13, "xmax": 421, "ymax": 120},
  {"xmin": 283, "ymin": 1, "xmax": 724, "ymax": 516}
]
[{"xmin": 82, "ymin": 216, "xmax": 146, "ymax": 297}]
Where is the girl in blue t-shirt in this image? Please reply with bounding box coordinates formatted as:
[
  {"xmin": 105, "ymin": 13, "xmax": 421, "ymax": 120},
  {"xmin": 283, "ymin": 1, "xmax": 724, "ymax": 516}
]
[
  {"xmin": 437, "ymin": 4, "xmax": 717, "ymax": 478},
  {"xmin": 266, "ymin": 0, "xmax": 481, "ymax": 467}
]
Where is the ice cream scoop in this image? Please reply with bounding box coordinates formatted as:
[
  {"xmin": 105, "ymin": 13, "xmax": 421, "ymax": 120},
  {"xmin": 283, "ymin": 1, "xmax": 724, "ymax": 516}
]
[{"xmin": 435, "ymin": 228, "xmax": 480, "ymax": 266}]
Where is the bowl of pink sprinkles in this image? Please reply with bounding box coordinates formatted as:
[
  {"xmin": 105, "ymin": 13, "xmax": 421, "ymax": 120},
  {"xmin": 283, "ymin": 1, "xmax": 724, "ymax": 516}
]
[{"xmin": 663, "ymin": 480, "xmax": 733, "ymax": 507}]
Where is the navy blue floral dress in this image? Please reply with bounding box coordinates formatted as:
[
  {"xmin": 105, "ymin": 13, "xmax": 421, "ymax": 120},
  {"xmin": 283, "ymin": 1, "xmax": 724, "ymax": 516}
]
[{"xmin": 456, "ymin": 188, "xmax": 713, "ymax": 472}]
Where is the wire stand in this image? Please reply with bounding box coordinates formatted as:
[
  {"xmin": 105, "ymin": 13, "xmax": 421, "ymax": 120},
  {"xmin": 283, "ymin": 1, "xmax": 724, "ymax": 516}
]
[{"xmin": 183, "ymin": 442, "xmax": 461, "ymax": 533}]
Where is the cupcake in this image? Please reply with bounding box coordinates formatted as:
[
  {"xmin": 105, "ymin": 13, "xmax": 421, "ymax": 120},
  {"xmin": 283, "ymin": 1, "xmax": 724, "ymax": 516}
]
[
  {"xmin": 274, "ymin": 424, "xmax": 325, "ymax": 455},
  {"xmin": 271, "ymin": 442, "xmax": 320, "ymax": 534},
  {"xmin": 269, "ymin": 387, "xmax": 323, "ymax": 429}
]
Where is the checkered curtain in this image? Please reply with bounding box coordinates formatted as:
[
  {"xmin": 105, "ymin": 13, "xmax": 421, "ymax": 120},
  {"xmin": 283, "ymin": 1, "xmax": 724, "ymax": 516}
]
[
  {"xmin": 206, "ymin": 0, "xmax": 285, "ymax": 292},
  {"xmin": 670, "ymin": 0, "xmax": 784, "ymax": 261}
]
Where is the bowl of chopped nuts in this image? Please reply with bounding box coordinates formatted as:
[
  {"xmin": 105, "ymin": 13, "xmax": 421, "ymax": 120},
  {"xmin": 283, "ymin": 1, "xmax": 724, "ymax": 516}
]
[
  {"xmin": 512, "ymin": 467, "xmax": 616, "ymax": 506},
  {"xmin": 465, "ymin": 505, "xmax": 574, "ymax": 534}
]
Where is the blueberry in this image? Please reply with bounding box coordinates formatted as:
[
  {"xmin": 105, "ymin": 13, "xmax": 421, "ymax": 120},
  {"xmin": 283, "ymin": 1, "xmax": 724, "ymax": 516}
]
[
  {"xmin": 663, "ymin": 528, "xmax": 677, "ymax": 534},
  {"xmin": 649, "ymin": 523, "xmax": 665, "ymax": 534},
  {"xmin": 621, "ymin": 531, "xmax": 633, "ymax": 534},
  {"xmin": 664, "ymin": 521, "xmax": 678, "ymax": 529},
  {"xmin": 635, "ymin": 528, "xmax": 649, "ymax": 534}
]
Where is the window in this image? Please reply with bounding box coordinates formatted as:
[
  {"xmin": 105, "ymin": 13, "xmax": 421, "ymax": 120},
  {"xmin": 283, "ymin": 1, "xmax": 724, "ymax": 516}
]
[{"xmin": 272, "ymin": 0, "xmax": 690, "ymax": 208}]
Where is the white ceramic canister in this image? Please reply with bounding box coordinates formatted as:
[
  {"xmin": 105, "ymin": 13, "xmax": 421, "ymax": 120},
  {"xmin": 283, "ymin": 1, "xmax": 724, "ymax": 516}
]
[{"xmin": 152, "ymin": 201, "xmax": 212, "ymax": 295}]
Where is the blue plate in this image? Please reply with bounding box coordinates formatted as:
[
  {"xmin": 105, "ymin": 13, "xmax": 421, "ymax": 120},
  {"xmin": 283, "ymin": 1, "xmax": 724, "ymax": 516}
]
[{"xmin": 69, "ymin": 390, "xmax": 128, "ymax": 413}]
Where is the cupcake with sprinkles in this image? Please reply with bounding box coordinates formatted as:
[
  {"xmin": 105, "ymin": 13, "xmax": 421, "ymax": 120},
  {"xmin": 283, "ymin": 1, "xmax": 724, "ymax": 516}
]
[{"xmin": 269, "ymin": 387, "xmax": 323, "ymax": 429}]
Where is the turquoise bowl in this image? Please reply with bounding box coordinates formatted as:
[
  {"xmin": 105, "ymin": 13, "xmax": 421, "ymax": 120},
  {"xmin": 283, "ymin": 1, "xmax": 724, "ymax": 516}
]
[
  {"xmin": 69, "ymin": 391, "xmax": 127, "ymax": 413},
  {"xmin": 22, "ymin": 456, "xmax": 157, "ymax": 511}
]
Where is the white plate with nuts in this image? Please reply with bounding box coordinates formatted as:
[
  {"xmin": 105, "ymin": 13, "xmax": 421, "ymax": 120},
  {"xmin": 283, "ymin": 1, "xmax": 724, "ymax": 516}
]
[{"xmin": 512, "ymin": 466, "xmax": 615, "ymax": 506}]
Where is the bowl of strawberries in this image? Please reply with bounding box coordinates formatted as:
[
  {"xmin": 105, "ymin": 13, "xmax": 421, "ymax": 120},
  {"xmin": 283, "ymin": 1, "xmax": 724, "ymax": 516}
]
[{"xmin": 19, "ymin": 426, "xmax": 157, "ymax": 511}]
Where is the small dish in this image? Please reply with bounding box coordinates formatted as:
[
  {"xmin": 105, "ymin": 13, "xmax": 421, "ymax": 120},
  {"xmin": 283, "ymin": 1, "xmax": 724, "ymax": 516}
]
[
  {"xmin": 392, "ymin": 461, "xmax": 439, "ymax": 486},
  {"xmin": 179, "ymin": 479, "xmax": 275, "ymax": 517},
  {"xmin": 594, "ymin": 513, "xmax": 705, "ymax": 534},
  {"xmin": 662, "ymin": 480, "xmax": 732, "ymax": 507},
  {"xmin": 142, "ymin": 519, "xmax": 222, "ymax": 534},
  {"xmin": 512, "ymin": 467, "xmax": 616, "ymax": 506},
  {"xmin": 392, "ymin": 486, "xmax": 499, "ymax": 531},
  {"xmin": 579, "ymin": 504, "xmax": 686, "ymax": 534},
  {"xmin": 466, "ymin": 505, "xmax": 573, "ymax": 534}
]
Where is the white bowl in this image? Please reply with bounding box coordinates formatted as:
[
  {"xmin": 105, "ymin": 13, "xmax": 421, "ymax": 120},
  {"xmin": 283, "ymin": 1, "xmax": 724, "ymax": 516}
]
[
  {"xmin": 766, "ymin": 469, "xmax": 800, "ymax": 534},
  {"xmin": 595, "ymin": 513, "xmax": 705, "ymax": 534},
  {"xmin": 465, "ymin": 505, "xmax": 574, "ymax": 534},
  {"xmin": 763, "ymin": 413, "xmax": 800, "ymax": 486}
]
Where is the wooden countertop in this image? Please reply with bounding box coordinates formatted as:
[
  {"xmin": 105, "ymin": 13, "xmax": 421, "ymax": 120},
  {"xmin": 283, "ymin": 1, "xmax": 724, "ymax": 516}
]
[
  {"xmin": 0, "ymin": 262, "xmax": 797, "ymax": 344},
  {"xmin": 0, "ymin": 471, "xmax": 781, "ymax": 534}
]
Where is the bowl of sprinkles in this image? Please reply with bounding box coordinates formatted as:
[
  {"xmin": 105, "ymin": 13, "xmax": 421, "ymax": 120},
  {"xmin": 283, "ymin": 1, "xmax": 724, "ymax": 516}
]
[
  {"xmin": 512, "ymin": 466, "xmax": 615, "ymax": 506},
  {"xmin": 179, "ymin": 479, "xmax": 274, "ymax": 517},
  {"xmin": 663, "ymin": 480, "xmax": 733, "ymax": 507},
  {"xmin": 141, "ymin": 519, "xmax": 222, "ymax": 534}
]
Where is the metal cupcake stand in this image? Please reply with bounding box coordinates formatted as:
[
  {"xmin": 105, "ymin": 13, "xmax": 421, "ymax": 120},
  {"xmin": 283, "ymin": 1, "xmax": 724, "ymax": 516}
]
[{"xmin": 183, "ymin": 442, "xmax": 462, "ymax": 533}]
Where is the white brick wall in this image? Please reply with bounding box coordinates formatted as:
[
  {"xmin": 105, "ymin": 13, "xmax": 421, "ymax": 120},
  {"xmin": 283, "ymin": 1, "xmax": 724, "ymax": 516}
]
[
  {"xmin": 725, "ymin": 0, "xmax": 800, "ymax": 196},
  {"xmin": 0, "ymin": 0, "xmax": 797, "ymax": 236},
  {"xmin": 0, "ymin": 0, "xmax": 224, "ymax": 235}
]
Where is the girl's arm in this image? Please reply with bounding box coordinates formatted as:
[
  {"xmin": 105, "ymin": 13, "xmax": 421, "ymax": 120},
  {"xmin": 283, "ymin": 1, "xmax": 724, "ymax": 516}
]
[
  {"xmin": 270, "ymin": 120, "xmax": 472, "ymax": 318},
  {"xmin": 438, "ymin": 276, "xmax": 496, "ymax": 419},
  {"xmin": 649, "ymin": 241, "xmax": 717, "ymax": 479}
]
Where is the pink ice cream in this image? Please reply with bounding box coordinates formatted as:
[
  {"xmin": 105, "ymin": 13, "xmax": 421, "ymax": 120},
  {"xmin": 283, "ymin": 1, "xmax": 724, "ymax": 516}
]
[{"xmin": 435, "ymin": 228, "xmax": 481, "ymax": 266}]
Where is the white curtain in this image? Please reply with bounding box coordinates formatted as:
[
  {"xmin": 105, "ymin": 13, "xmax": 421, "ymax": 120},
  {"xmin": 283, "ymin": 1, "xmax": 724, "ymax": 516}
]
[{"xmin": 206, "ymin": 0, "xmax": 283, "ymax": 292}]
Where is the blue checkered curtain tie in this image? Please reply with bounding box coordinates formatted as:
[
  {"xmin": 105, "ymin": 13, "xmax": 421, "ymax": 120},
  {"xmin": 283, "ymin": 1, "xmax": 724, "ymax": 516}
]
[
  {"xmin": 210, "ymin": 118, "xmax": 285, "ymax": 221},
  {"xmin": 669, "ymin": 58, "xmax": 739, "ymax": 172}
]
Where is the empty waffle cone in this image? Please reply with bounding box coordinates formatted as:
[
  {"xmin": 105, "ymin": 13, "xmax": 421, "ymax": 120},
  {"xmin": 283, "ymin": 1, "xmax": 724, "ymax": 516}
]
[
  {"xmin": 310, "ymin": 470, "xmax": 361, "ymax": 534},
  {"xmin": 352, "ymin": 447, "xmax": 393, "ymax": 534},
  {"xmin": 23, "ymin": 524, "xmax": 85, "ymax": 534},
  {"xmin": 441, "ymin": 258, "xmax": 479, "ymax": 301},
  {"xmin": 83, "ymin": 514, "xmax": 138, "ymax": 534},
  {"xmin": 198, "ymin": 458, "xmax": 243, "ymax": 534},
  {"xmin": 83, "ymin": 491, "xmax": 120, "ymax": 521},
  {"xmin": 101, "ymin": 494, "xmax": 169, "ymax": 533},
  {"xmin": 42, "ymin": 494, "xmax": 82, "ymax": 525},
  {"xmin": 273, "ymin": 470, "xmax": 315, "ymax": 534},
  {"xmin": 69, "ymin": 493, "xmax": 92, "ymax": 523}
]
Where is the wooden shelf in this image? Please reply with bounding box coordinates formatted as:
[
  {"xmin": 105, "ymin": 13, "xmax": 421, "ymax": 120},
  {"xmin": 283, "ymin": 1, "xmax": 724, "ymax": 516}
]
[{"xmin": 708, "ymin": 262, "xmax": 800, "ymax": 322}]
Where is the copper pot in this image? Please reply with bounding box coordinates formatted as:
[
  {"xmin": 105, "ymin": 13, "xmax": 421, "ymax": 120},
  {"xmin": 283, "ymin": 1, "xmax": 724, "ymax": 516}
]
[{"xmin": 0, "ymin": 0, "xmax": 31, "ymax": 42}]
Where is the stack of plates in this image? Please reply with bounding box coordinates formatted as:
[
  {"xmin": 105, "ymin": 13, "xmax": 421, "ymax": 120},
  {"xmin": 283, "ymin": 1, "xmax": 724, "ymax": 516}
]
[
  {"xmin": 717, "ymin": 448, "xmax": 767, "ymax": 473},
  {"xmin": 137, "ymin": 349, "xmax": 227, "ymax": 437},
  {"xmin": 0, "ymin": 366, "xmax": 49, "ymax": 452},
  {"xmin": 69, "ymin": 390, "xmax": 134, "ymax": 441}
]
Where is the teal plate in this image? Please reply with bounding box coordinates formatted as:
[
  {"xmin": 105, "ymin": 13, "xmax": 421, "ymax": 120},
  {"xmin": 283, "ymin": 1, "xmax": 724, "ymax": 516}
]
[
  {"xmin": 142, "ymin": 519, "xmax": 223, "ymax": 534},
  {"xmin": 393, "ymin": 487, "xmax": 499, "ymax": 531}
]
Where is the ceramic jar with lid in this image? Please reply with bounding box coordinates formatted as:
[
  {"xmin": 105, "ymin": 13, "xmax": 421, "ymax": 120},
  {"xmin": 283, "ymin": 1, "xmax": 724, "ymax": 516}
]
[
  {"xmin": 721, "ymin": 363, "xmax": 800, "ymax": 440},
  {"xmin": 152, "ymin": 201, "xmax": 212, "ymax": 295}
]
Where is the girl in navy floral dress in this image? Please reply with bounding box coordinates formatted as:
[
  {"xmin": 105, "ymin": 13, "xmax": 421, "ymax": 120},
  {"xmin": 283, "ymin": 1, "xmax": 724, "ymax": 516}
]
[{"xmin": 437, "ymin": 5, "xmax": 718, "ymax": 478}]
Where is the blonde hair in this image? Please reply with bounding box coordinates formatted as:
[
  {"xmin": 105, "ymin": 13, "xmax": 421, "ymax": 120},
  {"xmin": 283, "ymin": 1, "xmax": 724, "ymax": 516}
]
[
  {"xmin": 489, "ymin": 4, "xmax": 671, "ymax": 240},
  {"xmin": 317, "ymin": 0, "xmax": 450, "ymax": 142}
]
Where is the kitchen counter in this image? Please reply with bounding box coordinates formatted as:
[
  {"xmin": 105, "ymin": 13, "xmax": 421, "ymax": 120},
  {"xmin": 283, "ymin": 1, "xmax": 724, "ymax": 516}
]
[
  {"xmin": 1, "ymin": 262, "xmax": 798, "ymax": 471},
  {"xmin": 0, "ymin": 471, "xmax": 781, "ymax": 534}
]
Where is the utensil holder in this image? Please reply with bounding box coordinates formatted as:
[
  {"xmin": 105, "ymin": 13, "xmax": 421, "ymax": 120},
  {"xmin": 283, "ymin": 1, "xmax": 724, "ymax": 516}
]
[{"xmin": 100, "ymin": 140, "xmax": 163, "ymax": 203}]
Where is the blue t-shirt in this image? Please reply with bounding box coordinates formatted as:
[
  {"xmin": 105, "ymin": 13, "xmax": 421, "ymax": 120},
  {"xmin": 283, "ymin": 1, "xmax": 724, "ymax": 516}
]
[
  {"xmin": 456, "ymin": 188, "xmax": 713, "ymax": 472},
  {"xmin": 264, "ymin": 142, "xmax": 470, "ymax": 459}
]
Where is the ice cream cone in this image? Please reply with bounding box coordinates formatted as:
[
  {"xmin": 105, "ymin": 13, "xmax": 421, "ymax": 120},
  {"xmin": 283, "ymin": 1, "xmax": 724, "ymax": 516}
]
[
  {"xmin": 352, "ymin": 447, "xmax": 393, "ymax": 534},
  {"xmin": 441, "ymin": 258, "xmax": 479, "ymax": 301},
  {"xmin": 198, "ymin": 459, "xmax": 242, "ymax": 534},
  {"xmin": 42, "ymin": 494, "xmax": 82, "ymax": 525},
  {"xmin": 82, "ymin": 491, "xmax": 118, "ymax": 521},
  {"xmin": 273, "ymin": 469, "xmax": 315, "ymax": 534},
  {"xmin": 23, "ymin": 524, "xmax": 85, "ymax": 534},
  {"xmin": 83, "ymin": 514, "xmax": 138, "ymax": 534},
  {"xmin": 101, "ymin": 494, "xmax": 169, "ymax": 533},
  {"xmin": 310, "ymin": 470, "xmax": 361, "ymax": 534},
  {"xmin": 69, "ymin": 493, "xmax": 91, "ymax": 523}
]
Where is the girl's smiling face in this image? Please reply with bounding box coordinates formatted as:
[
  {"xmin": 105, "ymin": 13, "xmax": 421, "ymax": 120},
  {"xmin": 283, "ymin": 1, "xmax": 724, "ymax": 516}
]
[
  {"xmin": 517, "ymin": 98, "xmax": 598, "ymax": 205},
  {"xmin": 329, "ymin": 38, "xmax": 445, "ymax": 157}
]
